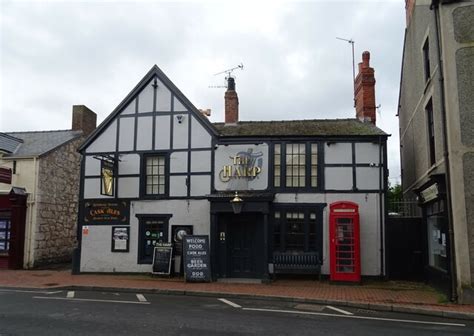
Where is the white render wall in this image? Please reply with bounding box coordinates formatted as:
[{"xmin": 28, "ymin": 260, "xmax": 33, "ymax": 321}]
[
  {"xmin": 275, "ymin": 193, "xmax": 384, "ymax": 276},
  {"xmin": 80, "ymin": 199, "xmax": 210, "ymax": 272}
]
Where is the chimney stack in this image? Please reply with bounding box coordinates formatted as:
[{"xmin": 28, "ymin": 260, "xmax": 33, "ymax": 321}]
[
  {"xmin": 72, "ymin": 105, "xmax": 97, "ymax": 136},
  {"xmin": 225, "ymin": 77, "xmax": 239, "ymax": 124},
  {"xmin": 354, "ymin": 51, "xmax": 376, "ymax": 125}
]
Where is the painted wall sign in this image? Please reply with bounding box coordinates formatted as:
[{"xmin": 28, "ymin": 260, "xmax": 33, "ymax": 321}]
[
  {"xmin": 183, "ymin": 235, "xmax": 211, "ymax": 282},
  {"xmin": 152, "ymin": 242, "xmax": 173, "ymax": 275},
  {"xmin": 214, "ymin": 144, "xmax": 268, "ymax": 191},
  {"xmin": 83, "ymin": 200, "xmax": 130, "ymax": 225},
  {"xmin": 420, "ymin": 183, "xmax": 438, "ymax": 203}
]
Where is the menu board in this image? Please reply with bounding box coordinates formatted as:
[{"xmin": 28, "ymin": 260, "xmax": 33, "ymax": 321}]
[
  {"xmin": 152, "ymin": 243, "xmax": 173, "ymax": 275},
  {"xmin": 183, "ymin": 235, "xmax": 211, "ymax": 282}
]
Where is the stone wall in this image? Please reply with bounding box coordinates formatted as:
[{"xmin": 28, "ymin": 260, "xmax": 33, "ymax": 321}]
[{"xmin": 34, "ymin": 136, "xmax": 84, "ymax": 266}]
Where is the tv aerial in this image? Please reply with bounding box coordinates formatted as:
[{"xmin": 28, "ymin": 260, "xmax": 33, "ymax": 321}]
[
  {"xmin": 336, "ymin": 37, "xmax": 356, "ymax": 107},
  {"xmin": 208, "ymin": 63, "xmax": 244, "ymax": 88}
]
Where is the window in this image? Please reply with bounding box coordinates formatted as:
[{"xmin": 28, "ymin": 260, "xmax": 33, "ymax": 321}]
[
  {"xmin": 422, "ymin": 38, "xmax": 430, "ymax": 82},
  {"xmin": 100, "ymin": 160, "xmax": 114, "ymax": 196},
  {"xmin": 426, "ymin": 200, "xmax": 447, "ymax": 272},
  {"xmin": 426, "ymin": 99, "xmax": 435, "ymax": 166},
  {"xmin": 143, "ymin": 155, "xmax": 167, "ymax": 196},
  {"xmin": 273, "ymin": 143, "xmax": 319, "ymax": 189},
  {"xmin": 273, "ymin": 206, "xmax": 323, "ymax": 254},
  {"xmin": 0, "ymin": 216, "xmax": 11, "ymax": 252},
  {"xmin": 137, "ymin": 215, "xmax": 171, "ymax": 264}
]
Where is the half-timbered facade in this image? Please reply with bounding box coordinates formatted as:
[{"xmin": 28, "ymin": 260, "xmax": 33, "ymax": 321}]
[{"xmin": 76, "ymin": 54, "xmax": 388, "ymax": 280}]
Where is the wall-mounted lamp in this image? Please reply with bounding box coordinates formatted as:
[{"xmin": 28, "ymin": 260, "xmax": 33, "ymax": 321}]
[
  {"xmin": 230, "ymin": 191, "xmax": 243, "ymax": 214},
  {"xmin": 176, "ymin": 115, "xmax": 185, "ymax": 124}
]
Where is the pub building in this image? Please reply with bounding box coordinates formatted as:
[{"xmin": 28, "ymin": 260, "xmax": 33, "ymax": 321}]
[{"xmin": 75, "ymin": 52, "xmax": 388, "ymax": 282}]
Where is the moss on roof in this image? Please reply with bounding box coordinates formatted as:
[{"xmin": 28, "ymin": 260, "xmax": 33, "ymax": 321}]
[{"xmin": 213, "ymin": 119, "xmax": 387, "ymax": 137}]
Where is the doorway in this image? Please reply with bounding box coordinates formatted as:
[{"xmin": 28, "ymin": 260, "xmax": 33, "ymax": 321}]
[{"xmin": 217, "ymin": 213, "xmax": 264, "ymax": 278}]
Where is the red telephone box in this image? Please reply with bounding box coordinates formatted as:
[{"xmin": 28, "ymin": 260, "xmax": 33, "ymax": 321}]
[{"xmin": 329, "ymin": 201, "xmax": 361, "ymax": 282}]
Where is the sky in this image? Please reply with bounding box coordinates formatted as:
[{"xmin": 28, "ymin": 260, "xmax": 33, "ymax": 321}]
[{"xmin": 0, "ymin": 0, "xmax": 406, "ymax": 184}]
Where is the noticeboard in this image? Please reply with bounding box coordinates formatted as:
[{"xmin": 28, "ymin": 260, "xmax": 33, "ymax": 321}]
[
  {"xmin": 152, "ymin": 243, "xmax": 173, "ymax": 275},
  {"xmin": 183, "ymin": 235, "xmax": 211, "ymax": 282}
]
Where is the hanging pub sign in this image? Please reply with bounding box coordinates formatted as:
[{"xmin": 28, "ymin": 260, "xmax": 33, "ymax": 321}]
[
  {"xmin": 83, "ymin": 200, "xmax": 130, "ymax": 225},
  {"xmin": 183, "ymin": 235, "xmax": 211, "ymax": 282},
  {"xmin": 152, "ymin": 242, "xmax": 173, "ymax": 275}
]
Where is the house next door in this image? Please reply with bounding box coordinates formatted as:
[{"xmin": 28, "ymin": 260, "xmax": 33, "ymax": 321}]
[{"xmin": 217, "ymin": 213, "xmax": 264, "ymax": 278}]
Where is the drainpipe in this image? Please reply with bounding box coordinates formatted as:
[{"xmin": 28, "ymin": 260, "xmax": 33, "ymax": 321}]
[
  {"xmin": 378, "ymin": 136, "xmax": 385, "ymax": 277},
  {"xmin": 431, "ymin": 0, "xmax": 458, "ymax": 302},
  {"xmin": 25, "ymin": 156, "xmax": 39, "ymax": 268}
]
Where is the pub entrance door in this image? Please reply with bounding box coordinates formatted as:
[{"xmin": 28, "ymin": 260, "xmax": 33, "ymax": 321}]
[{"xmin": 217, "ymin": 213, "xmax": 264, "ymax": 278}]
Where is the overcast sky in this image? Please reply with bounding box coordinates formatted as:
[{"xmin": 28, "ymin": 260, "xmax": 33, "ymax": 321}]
[{"xmin": 0, "ymin": 0, "xmax": 405, "ymax": 184}]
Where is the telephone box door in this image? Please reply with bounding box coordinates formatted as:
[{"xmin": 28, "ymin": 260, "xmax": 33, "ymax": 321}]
[{"xmin": 329, "ymin": 201, "xmax": 360, "ymax": 282}]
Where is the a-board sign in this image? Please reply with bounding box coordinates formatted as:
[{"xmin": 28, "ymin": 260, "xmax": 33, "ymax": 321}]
[
  {"xmin": 152, "ymin": 243, "xmax": 173, "ymax": 275},
  {"xmin": 183, "ymin": 235, "xmax": 211, "ymax": 282}
]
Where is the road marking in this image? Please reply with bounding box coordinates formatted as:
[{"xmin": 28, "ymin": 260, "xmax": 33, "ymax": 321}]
[
  {"xmin": 218, "ymin": 298, "xmax": 242, "ymax": 308},
  {"xmin": 67, "ymin": 291, "xmax": 75, "ymax": 298},
  {"xmin": 0, "ymin": 289, "xmax": 62, "ymax": 295},
  {"xmin": 242, "ymin": 307, "xmax": 465, "ymax": 327},
  {"xmin": 326, "ymin": 305, "xmax": 353, "ymax": 315},
  {"xmin": 136, "ymin": 294, "xmax": 147, "ymax": 302},
  {"xmin": 33, "ymin": 296, "xmax": 150, "ymax": 305}
]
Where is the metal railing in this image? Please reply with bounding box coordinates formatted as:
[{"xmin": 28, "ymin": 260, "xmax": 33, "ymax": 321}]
[{"xmin": 388, "ymin": 199, "xmax": 421, "ymax": 218}]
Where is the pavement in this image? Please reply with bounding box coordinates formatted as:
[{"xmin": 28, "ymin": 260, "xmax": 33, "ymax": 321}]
[{"xmin": 1, "ymin": 267, "xmax": 474, "ymax": 320}]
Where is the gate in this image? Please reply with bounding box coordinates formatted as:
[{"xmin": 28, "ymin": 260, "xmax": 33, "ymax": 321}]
[{"xmin": 386, "ymin": 216, "xmax": 425, "ymax": 280}]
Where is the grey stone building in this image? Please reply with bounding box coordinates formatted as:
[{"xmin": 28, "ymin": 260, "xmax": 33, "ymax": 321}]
[
  {"xmin": 398, "ymin": 0, "xmax": 474, "ymax": 302},
  {"xmin": 0, "ymin": 106, "xmax": 96, "ymax": 269}
]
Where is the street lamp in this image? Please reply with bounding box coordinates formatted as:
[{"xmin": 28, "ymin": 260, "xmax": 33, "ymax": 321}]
[{"xmin": 230, "ymin": 191, "xmax": 243, "ymax": 214}]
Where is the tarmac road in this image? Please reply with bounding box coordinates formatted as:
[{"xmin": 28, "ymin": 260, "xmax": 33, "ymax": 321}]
[{"xmin": 0, "ymin": 288, "xmax": 472, "ymax": 336}]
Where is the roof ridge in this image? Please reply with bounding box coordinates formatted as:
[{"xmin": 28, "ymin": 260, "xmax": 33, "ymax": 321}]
[
  {"xmin": 6, "ymin": 129, "xmax": 79, "ymax": 134},
  {"xmin": 213, "ymin": 118, "xmax": 359, "ymax": 124}
]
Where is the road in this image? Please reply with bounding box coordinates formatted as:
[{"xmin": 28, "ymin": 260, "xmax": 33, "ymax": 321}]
[{"xmin": 0, "ymin": 288, "xmax": 472, "ymax": 335}]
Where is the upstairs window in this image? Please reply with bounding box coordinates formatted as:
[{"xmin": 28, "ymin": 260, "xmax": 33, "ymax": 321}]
[
  {"xmin": 142, "ymin": 154, "xmax": 168, "ymax": 197},
  {"xmin": 426, "ymin": 99, "xmax": 436, "ymax": 166},
  {"xmin": 423, "ymin": 38, "xmax": 431, "ymax": 82},
  {"xmin": 273, "ymin": 143, "xmax": 319, "ymax": 189}
]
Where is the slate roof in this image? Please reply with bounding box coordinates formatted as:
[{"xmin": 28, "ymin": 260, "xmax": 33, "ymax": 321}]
[
  {"xmin": 0, "ymin": 133, "xmax": 23, "ymax": 154},
  {"xmin": 213, "ymin": 119, "xmax": 387, "ymax": 137},
  {"xmin": 3, "ymin": 130, "xmax": 83, "ymax": 157}
]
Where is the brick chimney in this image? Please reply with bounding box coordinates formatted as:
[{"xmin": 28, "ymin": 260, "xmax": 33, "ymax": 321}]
[
  {"xmin": 72, "ymin": 105, "xmax": 97, "ymax": 136},
  {"xmin": 225, "ymin": 77, "xmax": 239, "ymax": 124},
  {"xmin": 405, "ymin": 0, "xmax": 415, "ymax": 27},
  {"xmin": 354, "ymin": 51, "xmax": 376, "ymax": 125}
]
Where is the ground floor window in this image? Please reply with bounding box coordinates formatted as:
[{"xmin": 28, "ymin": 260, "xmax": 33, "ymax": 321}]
[
  {"xmin": 0, "ymin": 215, "xmax": 11, "ymax": 252},
  {"xmin": 137, "ymin": 215, "xmax": 171, "ymax": 264},
  {"xmin": 426, "ymin": 200, "xmax": 447, "ymax": 272},
  {"xmin": 272, "ymin": 205, "xmax": 323, "ymax": 255}
]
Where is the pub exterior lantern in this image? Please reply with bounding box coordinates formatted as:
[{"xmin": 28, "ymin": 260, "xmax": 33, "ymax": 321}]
[{"xmin": 230, "ymin": 191, "xmax": 243, "ymax": 214}]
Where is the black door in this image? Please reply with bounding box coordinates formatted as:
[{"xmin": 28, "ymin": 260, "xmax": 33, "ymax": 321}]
[
  {"xmin": 218, "ymin": 213, "xmax": 263, "ymax": 278},
  {"xmin": 386, "ymin": 217, "xmax": 425, "ymax": 280}
]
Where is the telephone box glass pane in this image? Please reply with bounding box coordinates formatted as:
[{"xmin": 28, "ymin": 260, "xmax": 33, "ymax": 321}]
[{"xmin": 335, "ymin": 217, "xmax": 355, "ymax": 273}]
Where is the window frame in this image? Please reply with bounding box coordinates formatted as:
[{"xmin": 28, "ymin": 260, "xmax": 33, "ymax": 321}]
[
  {"xmin": 422, "ymin": 37, "xmax": 431, "ymax": 83},
  {"xmin": 0, "ymin": 214, "xmax": 11, "ymax": 253},
  {"xmin": 272, "ymin": 142, "xmax": 322, "ymax": 191},
  {"xmin": 136, "ymin": 214, "xmax": 172, "ymax": 264},
  {"xmin": 425, "ymin": 99, "xmax": 436, "ymax": 167},
  {"xmin": 272, "ymin": 204, "xmax": 324, "ymax": 256},
  {"xmin": 140, "ymin": 153, "xmax": 170, "ymax": 198}
]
